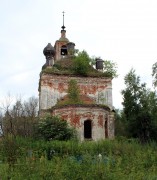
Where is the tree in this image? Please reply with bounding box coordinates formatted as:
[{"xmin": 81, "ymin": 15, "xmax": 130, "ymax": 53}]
[
  {"xmin": 114, "ymin": 109, "xmax": 128, "ymax": 137},
  {"xmin": 152, "ymin": 62, "xmax": 157, "ymax": 87},
  {"xmin": 73, "ymin": 50, "xmax": 91, "ymax": 76},
  {"xmin": 1, "ymin": 95, "xmax": 38, "ymax": 137},
  {"xmin": 0, "ymin": 111, "xmax": 3, "ymax": 136},
  {"xmin": 103, "ymin": 60, "xmax": 118, "ymax": 78},
  {"xmin": 36, "ymin": 116, "xmax": 75, "ymax": 141},
  {"xmin": 121, "ymin": 69, "xmax": 157, "ymax": 143}
]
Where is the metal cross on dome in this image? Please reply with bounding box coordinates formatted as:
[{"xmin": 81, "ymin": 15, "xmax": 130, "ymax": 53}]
[{"xmin": 62, "ymin": 11, "xmax": 66, "ymax": 30}]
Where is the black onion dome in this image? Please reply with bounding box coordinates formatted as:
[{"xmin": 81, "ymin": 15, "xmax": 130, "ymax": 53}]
[{"xmin": 43, "ymin": 43, "xmax": 55, "ymax": 57}]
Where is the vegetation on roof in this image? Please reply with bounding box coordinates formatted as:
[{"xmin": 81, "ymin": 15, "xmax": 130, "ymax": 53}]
[{"xmin": 42, "ymin": 50, "xmax": 118, "ymax": 78}]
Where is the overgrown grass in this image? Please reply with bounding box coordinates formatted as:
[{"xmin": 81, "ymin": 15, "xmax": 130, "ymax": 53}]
[
  {"xmin": 41, "ymin": 57, "xmax": 113, "ymax": 78},
  {"xmin": 0, "ymin": 137, "xmax": 157, "ymax": 179},
  {"xmin": 42, "ymin": 66, "xmax": 113, "ymax": 78}
]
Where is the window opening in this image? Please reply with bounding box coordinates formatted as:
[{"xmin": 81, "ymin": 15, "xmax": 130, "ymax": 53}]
[
  {"xmin": 105, "ymin": 120, "xmax": 108, "ymax": 138},
  {"xmin": 84, "ymin": 120, "xmax": 92, "ymax": 139},
  {"xmin": 61, "ymin": 45, "xmax": 67, "ymax": 55}
]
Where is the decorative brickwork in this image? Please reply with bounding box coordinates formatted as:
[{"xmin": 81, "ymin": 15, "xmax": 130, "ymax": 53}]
[{"xmin": 39, "ymin": 74, "xmax": 113, "ymax": 110}]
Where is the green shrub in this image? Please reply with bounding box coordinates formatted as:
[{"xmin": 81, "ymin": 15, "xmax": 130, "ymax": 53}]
[
  {"xmin": 56, "ymin": 79, "xmax": 83, "ymax": 106},
  {"xmin": 73, "ymin": 50, "xmax": 91, "ymax": 76},
  {"xmin": 36, "ymin": 116, "xmax": 76, "ymax": 141},
  {"xmin": 103, "ymin": 60, "xmax": 118, "ymax": 78},
  {"xmin": 67, "ymin": 79, "xmax": 81, "ymax": 103},
  {"xmin": 2, "ymin": 135, "xmax": 19, "ymax": 164}
]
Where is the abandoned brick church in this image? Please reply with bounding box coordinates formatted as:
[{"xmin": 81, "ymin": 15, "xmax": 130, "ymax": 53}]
[{"xmin": 39, "ymin": 13, "xmax": 115, "ymax": 141}]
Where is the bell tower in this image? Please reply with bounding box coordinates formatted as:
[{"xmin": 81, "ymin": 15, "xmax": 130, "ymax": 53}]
[{"xmin": 54, "ymin": 12, "xmax": 75, "ymax": 61}]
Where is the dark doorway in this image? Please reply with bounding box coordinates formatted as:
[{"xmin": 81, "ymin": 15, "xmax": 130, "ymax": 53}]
[
  {"xmin": 84, "ymin": 120, "xmax": 92, "ymax": 139},
  {"xmin": 61, "ymin": 45, "xmax": 67, "ymax": 55},
  {"xmin": 105, "ymin": 120, "xmax": 108, "ymax": 138}
]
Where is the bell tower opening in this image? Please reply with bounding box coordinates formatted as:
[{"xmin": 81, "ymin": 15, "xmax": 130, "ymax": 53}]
[
  {"xmin": 61, "ymin": 45, "xmax": 67, "ymax": 56},
  {"xmin": 84, "ymin": 120, "xmax": 92, "ymax": 139}
]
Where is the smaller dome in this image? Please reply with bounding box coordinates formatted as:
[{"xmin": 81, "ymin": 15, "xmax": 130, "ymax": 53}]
[{"xmin": 43, "ymin": 43, "xmax": 55, "ymax": 57}]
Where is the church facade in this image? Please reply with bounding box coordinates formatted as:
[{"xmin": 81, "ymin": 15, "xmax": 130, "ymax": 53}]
[{"xmin": 39, "ymin": 13, "xmax": 115, "ymax": 141}]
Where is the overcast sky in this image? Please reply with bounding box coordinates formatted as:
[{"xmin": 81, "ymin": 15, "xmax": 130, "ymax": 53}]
[{"xmin": 0, "ymin": 0, "xmax": 157, "ymax": 109}]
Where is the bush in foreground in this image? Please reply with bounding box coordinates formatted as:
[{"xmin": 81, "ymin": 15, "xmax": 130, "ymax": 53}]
[{"xmin": 36, "ymin": 116, "xmax": 76, "ymax": 141}]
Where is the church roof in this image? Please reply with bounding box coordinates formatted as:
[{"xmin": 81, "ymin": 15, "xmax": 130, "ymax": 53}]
[{"xmin": 58, "ymin": 37, "xmax": 69, "ymax": 42}]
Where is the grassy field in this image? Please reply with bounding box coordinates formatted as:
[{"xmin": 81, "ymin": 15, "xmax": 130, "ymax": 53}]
[{"xmin": 0, "ymin": 137, "xmax": 157, "ymax": 179}]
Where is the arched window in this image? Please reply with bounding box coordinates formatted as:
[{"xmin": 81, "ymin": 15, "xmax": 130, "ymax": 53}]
[
  {"xmin": 61, "ymin": 45, "xmax": 67, "ymax": 56},
  {"xmin": 105, "ymin": 120, "xmax": 108, "ymax": 138},
  {"xmin": 84, "ymin": 120, "xmax": 92, "ymax": 139}
]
